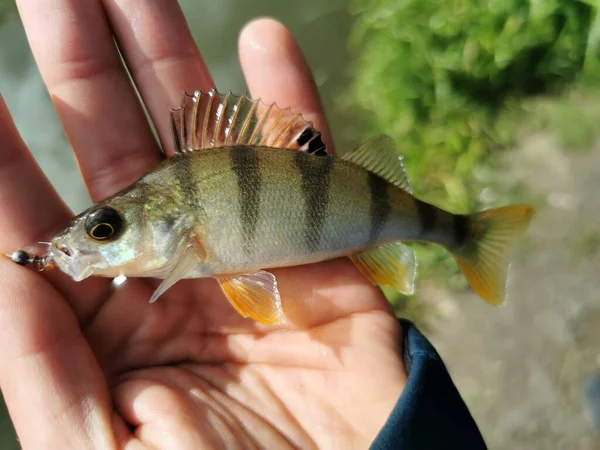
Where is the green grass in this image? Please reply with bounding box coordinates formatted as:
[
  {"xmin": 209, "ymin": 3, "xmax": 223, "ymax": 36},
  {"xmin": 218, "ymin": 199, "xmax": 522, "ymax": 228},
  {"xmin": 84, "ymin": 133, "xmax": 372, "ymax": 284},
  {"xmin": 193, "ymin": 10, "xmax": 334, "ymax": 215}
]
[{"xmin": 347, "ymin": 0, "xmax": 595, "ymax": 208}]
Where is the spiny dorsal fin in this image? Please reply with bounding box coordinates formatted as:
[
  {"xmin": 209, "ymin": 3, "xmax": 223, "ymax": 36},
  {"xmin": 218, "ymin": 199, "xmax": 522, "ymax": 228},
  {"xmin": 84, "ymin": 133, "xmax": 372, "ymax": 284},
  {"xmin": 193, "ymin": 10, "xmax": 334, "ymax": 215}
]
[
  {"xmin": 342, "ymin": 134, "xmax": 412, "ymax": 194},
  {"xmin": 170, "ymin": 89, "xmax": 328, "ymax": 156}
]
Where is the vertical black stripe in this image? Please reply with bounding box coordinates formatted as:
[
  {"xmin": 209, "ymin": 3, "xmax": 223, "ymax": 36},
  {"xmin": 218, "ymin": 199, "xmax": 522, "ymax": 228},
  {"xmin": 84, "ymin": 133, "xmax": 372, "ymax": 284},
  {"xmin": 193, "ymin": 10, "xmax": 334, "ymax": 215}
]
[
  {"xmin": 294, "ymin": 152, "xmax": 333, "ymax": 252},
  {"xmin": 453, "ymin": 214, "xmax": 470, "ymax": 246},
  {"xmin": 230, "ymin": 146, "xmax": 261, "ymax": 253},
  {"xmin": 367, "ymin": 172, "xmax": 391, "ymax": 244},
  {"xmin": 176, "ymin": 154, "xmax": 200, "ymax": 209},
  {"xmin": 415, "ymin": 200, "xmax": 438, "ymax": 237}
]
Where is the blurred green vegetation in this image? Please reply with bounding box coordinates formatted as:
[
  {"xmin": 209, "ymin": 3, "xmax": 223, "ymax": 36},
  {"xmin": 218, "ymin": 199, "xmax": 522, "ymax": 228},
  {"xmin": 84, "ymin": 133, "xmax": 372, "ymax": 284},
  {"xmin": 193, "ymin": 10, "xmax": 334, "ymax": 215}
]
[
  {"xmin": 346, "ymin": 0, "xmax": 598, "ymax": 309},
  {"xmin": 518, "ymin": 89, "xmax": 600, "ymax": 152},
  {"xmin": 0, "ymin": 1, "xmax": 15, "ymax": 26}
]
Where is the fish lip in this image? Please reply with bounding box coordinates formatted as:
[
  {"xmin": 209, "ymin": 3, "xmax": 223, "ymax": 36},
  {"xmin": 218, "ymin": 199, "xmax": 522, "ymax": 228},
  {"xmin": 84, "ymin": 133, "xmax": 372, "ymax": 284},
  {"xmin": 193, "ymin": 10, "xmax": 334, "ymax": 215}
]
[
  {"xmin": 49, "ymin": 242, "xmax": 94, "ymax": 282},
  {"xmin": 49, "ymin": 242, "xmax": 73, "ymax": 276}
]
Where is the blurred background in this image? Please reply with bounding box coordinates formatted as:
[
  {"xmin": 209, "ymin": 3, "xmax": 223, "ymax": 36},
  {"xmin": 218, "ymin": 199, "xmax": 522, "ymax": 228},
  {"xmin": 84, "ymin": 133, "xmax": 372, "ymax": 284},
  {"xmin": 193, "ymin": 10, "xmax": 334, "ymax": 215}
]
[{"xmin": 0, "ymin": 0, "xmax": 599, "ymax": 448}]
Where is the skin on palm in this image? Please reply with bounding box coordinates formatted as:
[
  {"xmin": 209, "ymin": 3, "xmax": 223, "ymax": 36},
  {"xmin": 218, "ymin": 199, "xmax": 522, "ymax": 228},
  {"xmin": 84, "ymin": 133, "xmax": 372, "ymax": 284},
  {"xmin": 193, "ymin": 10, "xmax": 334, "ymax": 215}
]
[{"xmin": 0, "ymin": 3, "xmax": 408, "ymax": 449}]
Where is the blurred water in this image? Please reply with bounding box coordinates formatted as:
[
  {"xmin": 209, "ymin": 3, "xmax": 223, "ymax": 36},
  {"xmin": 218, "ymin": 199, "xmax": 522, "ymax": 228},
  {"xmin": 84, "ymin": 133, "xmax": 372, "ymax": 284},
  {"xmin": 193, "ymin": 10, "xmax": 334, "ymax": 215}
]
[
  {"xmin": 0, "ymin": 11, "xmax": 89, "ymax": 210},
  {"xmin": 0, "ymin": 0, "xmax": 353, "ymax": 446}
]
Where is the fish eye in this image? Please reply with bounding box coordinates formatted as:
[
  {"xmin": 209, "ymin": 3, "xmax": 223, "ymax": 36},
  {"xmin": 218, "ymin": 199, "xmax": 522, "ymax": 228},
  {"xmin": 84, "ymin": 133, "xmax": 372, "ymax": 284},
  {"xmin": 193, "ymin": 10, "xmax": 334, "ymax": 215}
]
[{"xmin": 84, "ymin": 206, "xmax": 124, "ymax": 242}]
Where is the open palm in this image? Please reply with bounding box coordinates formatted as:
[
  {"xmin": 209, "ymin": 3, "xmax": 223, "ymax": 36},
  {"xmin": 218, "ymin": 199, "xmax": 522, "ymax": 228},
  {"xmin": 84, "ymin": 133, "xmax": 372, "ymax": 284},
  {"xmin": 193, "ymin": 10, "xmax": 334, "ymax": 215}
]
[{"xmin": 0, "ymin": 2, "xmax": 407, "ymax": 449}]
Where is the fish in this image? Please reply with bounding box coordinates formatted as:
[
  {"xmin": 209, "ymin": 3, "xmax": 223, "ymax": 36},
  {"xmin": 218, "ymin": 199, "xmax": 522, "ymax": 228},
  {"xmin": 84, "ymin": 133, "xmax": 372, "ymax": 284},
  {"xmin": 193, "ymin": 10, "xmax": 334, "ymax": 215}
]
[{"xmin": 14, "ymin": 90, "xmax": 534, "ymax": 325}]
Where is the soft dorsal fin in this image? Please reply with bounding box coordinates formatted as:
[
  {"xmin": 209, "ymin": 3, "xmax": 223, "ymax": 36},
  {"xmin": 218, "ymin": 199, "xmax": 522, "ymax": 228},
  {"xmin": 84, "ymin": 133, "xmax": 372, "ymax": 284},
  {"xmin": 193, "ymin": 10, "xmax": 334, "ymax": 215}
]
[
  {"xmin": 169, "ymin": 89, "xmax": 328, "ymax": 156},
  {"xmin": 342, "ymin": 134, "xmax": 412, "ymax": 193}
]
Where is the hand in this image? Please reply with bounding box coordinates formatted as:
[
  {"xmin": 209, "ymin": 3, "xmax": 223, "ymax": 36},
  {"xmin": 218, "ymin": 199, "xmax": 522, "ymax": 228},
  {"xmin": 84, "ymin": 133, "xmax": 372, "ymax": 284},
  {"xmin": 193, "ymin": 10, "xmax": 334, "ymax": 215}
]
[{"xmin": 0, "ymin": 2, "xmax": 407, "ymax": 449}]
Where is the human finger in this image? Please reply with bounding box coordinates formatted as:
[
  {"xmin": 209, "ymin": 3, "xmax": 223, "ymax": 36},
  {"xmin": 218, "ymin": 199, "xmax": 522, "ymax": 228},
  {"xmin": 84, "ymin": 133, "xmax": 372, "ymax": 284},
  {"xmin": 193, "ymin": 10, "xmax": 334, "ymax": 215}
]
[
  {"xmin": 0, "ymin": 263, "xmax": 115, "ymax": 448},
  {"xmin": 16, "ymin": 0, "xmax": 162, "ymax": 201},
  {"xmin": 238, "ymin": 18, "xmax": 334, "ymax": 153},
  {"xmin": 101, "ymin": 0, "xmax": 215, "ymax": 154},
  {"xmin": 0, "ymin": 96, "xmax": 110, "ymax": 320}
]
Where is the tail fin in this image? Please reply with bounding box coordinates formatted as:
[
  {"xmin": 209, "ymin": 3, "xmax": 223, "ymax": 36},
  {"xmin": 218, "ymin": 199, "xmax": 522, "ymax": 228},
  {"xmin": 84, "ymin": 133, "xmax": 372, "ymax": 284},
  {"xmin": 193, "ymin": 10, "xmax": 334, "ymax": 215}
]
[{"xmin": 453, "ymin": 205, "xmax": 534, "ymax": 306}]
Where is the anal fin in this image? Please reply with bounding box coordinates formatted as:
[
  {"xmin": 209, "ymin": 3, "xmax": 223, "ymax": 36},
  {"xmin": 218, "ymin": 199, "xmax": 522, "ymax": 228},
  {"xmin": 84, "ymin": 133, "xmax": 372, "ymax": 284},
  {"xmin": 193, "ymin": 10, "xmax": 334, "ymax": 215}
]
[
  {"xmin": 350, "ymin": 242, "xmax": 417, "ymax": 295},
  {"xmin": 218, "ymin": 270, "xmax": 286, "ymax": 325}
]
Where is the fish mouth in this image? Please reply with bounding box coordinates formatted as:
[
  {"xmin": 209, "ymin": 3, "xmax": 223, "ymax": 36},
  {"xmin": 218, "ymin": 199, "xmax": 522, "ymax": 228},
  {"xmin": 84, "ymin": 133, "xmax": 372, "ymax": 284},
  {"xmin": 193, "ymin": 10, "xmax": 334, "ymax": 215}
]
[{"xmin": 50, "ymin": 242, "xmax": 95, "ymax": 282}]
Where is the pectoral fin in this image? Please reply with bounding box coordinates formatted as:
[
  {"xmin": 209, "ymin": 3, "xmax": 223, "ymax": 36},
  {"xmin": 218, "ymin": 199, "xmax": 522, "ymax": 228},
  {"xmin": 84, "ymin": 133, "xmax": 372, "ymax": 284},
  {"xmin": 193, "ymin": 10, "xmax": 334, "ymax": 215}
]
[
  {"xmin": 350, "ymin": 242, "xmax": 417, "ymax": 295},
  {"xmin": 149, "ymin": 245, "xmax": 201, "ymax": 303},
  {"xmin": 218, "ymin": 270, "xmax": 286, "ymax": 325}
]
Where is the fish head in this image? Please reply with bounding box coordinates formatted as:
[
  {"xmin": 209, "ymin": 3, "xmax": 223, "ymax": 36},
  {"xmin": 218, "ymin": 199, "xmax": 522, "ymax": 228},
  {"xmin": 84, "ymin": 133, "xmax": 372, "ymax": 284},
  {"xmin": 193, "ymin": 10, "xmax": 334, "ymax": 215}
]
[{"xmin": 50, "ymin": 192, "xmax": 172, "ymax": 281}]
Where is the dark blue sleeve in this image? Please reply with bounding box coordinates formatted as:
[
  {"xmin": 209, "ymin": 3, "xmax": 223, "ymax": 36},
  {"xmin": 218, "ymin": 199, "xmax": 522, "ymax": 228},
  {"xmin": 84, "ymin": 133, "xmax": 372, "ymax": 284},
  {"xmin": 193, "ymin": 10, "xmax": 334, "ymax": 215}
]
[{"xmin": 371, "ymin": 319, "xmax": 487, "ymax": 449}]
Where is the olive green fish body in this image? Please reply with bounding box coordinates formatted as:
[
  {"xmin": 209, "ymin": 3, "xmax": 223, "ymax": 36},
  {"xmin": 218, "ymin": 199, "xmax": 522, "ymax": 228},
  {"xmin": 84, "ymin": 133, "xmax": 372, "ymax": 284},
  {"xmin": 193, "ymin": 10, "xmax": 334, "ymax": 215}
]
[{"xmin": 143, "ymin": 147, "xmax": 448, "ymax": 277}]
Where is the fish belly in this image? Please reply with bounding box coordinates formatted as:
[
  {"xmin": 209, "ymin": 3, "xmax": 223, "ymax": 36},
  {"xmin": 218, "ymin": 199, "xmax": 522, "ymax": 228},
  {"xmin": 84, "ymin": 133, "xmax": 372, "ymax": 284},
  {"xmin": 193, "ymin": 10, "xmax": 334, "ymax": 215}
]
[{"xmin": 184, "ymin": 147, "xmax": 423, "ymax": 275}]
